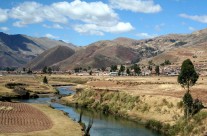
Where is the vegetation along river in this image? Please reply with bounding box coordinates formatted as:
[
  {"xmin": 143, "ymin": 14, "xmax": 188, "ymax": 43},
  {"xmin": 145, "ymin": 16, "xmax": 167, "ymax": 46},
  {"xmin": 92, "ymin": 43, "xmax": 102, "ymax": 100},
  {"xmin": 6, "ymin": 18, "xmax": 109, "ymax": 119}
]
[{"xmin": 17, "ymin": 86, "xmax": 161, "ymax": 136}]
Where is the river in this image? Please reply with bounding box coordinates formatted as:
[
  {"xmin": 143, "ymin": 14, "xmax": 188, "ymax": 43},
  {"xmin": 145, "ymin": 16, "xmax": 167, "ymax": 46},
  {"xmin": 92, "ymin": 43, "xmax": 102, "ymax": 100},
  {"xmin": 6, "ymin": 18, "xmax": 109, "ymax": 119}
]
[{"xmin": 17, "ymin": 86, "xmax": 161, "ymax": 136}]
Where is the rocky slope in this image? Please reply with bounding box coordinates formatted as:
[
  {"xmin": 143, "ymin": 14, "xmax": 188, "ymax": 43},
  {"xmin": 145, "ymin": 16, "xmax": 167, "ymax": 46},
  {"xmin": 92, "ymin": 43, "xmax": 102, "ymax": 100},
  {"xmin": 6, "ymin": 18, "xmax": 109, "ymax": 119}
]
[{"xmin": 139, "ymin": 28, "xmax": 207, "ymax": 66}]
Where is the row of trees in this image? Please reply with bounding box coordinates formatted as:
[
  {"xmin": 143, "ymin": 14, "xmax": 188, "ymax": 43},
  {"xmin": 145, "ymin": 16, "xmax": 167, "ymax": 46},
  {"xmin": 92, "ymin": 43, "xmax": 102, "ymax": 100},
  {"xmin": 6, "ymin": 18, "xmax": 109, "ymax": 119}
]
[
  {"xmin": 42, "ymin": 66, "xmax": 52, "ymax": 74},
  {"xmin": 110, "ymin": 64, "xmax": 142, "ymax": 76},
  {"xmin": 111, "ymin": 64, "xmax": 161, "ymax": 76}
]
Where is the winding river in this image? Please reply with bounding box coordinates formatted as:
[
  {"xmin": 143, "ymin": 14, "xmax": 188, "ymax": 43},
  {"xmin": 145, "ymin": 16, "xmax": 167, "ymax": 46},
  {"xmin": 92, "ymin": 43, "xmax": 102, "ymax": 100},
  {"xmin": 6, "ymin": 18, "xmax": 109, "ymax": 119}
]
[{"xmin": 18, "ymin": 86, "xmax": 161, "ymax": 136}]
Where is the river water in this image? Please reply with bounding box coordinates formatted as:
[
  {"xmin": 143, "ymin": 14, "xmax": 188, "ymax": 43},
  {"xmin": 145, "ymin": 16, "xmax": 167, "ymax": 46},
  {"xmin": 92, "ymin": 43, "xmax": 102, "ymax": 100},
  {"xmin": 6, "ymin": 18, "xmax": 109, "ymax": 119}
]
[{"xmin": 18, "ymin": 86, "xmax": 161, "ymax": 136}]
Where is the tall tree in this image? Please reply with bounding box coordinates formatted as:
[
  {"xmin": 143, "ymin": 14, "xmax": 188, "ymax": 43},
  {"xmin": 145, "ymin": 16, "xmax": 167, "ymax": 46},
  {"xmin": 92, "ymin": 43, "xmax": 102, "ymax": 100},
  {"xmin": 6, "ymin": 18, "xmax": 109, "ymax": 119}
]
[
  {"xmin": 155, "ymin": 65, "xmax": 160, "ymax": 76},
  {"xmin": 178, "ymin": 59, "xmax": 200, "ymax": 118},
  {"xmin": 126, "ymin": 68, "xmax": 130, "ymax": 76},
  {"xmin": 110, "ymin": 65, "xmax": 117, "ymax": 72},
  {"xmin": 119, "ymin": 65, "xmax": 125, "ymax": 73},
  {"xmin": 133, "ymin": 64, "xmax": 141, "ymax": 76},
  {"xmin": 119, "ymin": 65, "xmax": 125, "ymax": 75},
  {"xmin": 48, "ymin": 67, "xmax": 52, "ymax": 74},
  {"xmin": 178, "ymin": 59, "xmax": 199, "ymax": 93},
  {"xmin": 42, "ymin": 66, "xmax": 47, "ymax": 74}
]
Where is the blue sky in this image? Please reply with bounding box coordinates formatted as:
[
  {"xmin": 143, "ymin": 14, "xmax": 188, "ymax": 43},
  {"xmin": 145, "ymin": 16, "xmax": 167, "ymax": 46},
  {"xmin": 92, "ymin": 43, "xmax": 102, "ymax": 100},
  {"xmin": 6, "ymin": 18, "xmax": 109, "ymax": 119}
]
[{"xmin": 0, "ymin": 0, "xmax": 206, "ymax": 46}]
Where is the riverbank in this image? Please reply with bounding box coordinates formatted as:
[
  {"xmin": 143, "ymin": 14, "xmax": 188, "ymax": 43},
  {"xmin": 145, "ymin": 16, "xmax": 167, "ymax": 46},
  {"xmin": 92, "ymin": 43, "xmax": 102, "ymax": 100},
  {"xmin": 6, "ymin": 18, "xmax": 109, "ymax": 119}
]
[
  {"xmin": 0, "ymin": 75, "xmax": 56, "ymax": 99},
  {"xmin": 61, "ymin": 87, "xmax": 207, "ymax": 135}
]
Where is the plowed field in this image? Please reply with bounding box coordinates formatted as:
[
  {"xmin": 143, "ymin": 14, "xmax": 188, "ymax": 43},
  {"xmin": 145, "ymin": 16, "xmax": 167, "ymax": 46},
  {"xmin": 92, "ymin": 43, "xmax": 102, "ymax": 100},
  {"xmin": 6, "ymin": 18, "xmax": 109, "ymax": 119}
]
[{"xmin": 0, "ymin": 102, "xmax": 52, "ymax": 133}]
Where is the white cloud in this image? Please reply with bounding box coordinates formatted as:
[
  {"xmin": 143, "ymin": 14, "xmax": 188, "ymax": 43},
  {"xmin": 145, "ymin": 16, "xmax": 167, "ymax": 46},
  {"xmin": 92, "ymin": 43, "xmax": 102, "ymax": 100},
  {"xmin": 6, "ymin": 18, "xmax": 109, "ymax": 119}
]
[
  {"xmin": 9, "ymin": 0, "xmax": 118, "ymax": 27},
  {"xmin": 45, "ymin": 34, "xmax": 59, "ymax": 39},
  {"xmin": 188, "ymin": 26, "xmax": 196, "ymax": 31},
  {"xmin": 0, "ymin": 9, "xmax": 8, "ymax": 22},
  {"xmin": 74, "ymin": 22, "xmax": 134, "ymax": 36},
  {"xmin": 136, "ymin": 32, "xmax": 157, "ymax": 38},
  {"xmin": 52, "ymin": 0, "xmax": 119, "ymax": 26},
  {"xmin": 0, "ymin": 27, "xmax": 9, "ymax": 31},
  {"xmin": 3, "ymin": 0, "xmax": 134, "ymax": 35},
  {"xmin": 179, "ymin": 14, "xmax": 207, "ymax": 23},
  {"xmin": 109, "ymin": 0, "xmax": 162, "ymax": 13},
  {"xmin": 43, "ymin": 24, "xmax": 63, "ymax": 29},
  {"xmin": 9, "ymin": 1, "xmax": 67, "ymax": 27}
]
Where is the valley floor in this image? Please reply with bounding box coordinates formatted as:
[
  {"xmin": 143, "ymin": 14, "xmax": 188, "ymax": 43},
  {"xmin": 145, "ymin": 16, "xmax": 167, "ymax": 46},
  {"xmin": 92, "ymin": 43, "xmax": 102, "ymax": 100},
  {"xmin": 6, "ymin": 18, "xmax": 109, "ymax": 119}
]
[{"xmin": 0, "ymin": 74, "xmax": 207, "ymax": 135}]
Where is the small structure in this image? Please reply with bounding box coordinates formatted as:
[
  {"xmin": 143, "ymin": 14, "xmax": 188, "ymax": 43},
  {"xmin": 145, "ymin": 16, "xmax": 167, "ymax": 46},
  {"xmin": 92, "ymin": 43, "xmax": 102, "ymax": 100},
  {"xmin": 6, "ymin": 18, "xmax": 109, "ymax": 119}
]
[{"xmin": 109, "ymin": 72, "xmax": 118, "ymax": 76}]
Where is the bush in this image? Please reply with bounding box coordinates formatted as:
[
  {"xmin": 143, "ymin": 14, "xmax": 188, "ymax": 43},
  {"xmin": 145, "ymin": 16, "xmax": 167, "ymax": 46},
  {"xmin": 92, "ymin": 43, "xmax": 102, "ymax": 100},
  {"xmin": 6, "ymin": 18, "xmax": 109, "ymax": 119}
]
[
  {"xmin": 145, "ymin": 120, "xmax": 163, "ymax": 133},
  {"xmin": 43, "ymin": 76, "xmax": 48, "ymax": 84},
  {"xmin": 177, "ymin": 101, "xmax": 184, "ymax": 109},
  {"xmin": 13, "ymin": 86, "xmax": 30, "ymax": 99},
  {"xmin": 5, "ymin": 83, "xmax": 26, "ymax": 89},
  {"xmin": 102, "ymin": 104, "xmax": 109, "ymax": 114}
]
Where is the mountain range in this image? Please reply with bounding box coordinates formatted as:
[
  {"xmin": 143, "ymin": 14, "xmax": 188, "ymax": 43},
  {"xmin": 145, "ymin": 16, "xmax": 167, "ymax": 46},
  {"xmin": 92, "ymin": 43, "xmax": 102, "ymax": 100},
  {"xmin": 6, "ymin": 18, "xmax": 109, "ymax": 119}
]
[
  {"xmin": 0, "ymin": 32, "xmax": 76, "ymax": 68},
  {"xmin": 1, "ymin": 28, "xmax": 207, "ymax": 71}
]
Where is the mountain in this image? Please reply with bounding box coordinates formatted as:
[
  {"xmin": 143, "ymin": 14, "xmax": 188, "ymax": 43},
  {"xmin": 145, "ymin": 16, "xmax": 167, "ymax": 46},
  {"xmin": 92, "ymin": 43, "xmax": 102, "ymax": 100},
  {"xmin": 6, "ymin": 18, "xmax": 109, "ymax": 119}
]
[
  {"xmin": 139, "ymin": 28, "xmax": 207, "ymax": 66},
  {"xmin": 3, "ymin": 28, "xmax": 207, "ymax": 70},
  {"xmin": 52, "ymin": 36, "xmax": 181, "ymax": 70},
  {"xmin": 52, "ymin": 28, "xmax": 207, "ymax": 70},
  {"xmin": 26, "ymin": 45, "xmax": 75, "ymax": 70},
  {"xmin": 0, "ymin": 32, "xmax": 76, "ymax": 67}
]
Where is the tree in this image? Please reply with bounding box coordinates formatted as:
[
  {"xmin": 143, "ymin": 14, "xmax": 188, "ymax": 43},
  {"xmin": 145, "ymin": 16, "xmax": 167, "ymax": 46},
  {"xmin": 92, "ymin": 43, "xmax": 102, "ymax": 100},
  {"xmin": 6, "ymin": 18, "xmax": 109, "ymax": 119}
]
[
  {"xmin": 27, "ymin": 68, "xmax": 32, "ymax": 74},
  {"xmin": 42, "ymin": 66, "xmax": 47, "ymax": 74},
  {"xmin": 89, "ymin": 70, "xmax": 93, "ymax": 75},
  {"xmin": 119, "ymin": 65, "xmax": 125, "ymax": 76},
  {"xmin": 110, "ymin": 65, "xmax": 117, "ymax": 72},
  {"xmin": 43, "ymin": 76, "xmax": 48, "ymax": 84},
  {"xmin": 148, "ymin": 65, "xmax": 152, "ymax": 71},
  {"xmin": 178, "ymin": 59, "xmax": 199, "ymax": 93},
  {"xmin": 126, "ymin": 68, "xmax": 130, "ymax": 76},
  {"xmin": 183, "ymin": 92, "xmax": 193, "ymax": 117},
  {"xmin": 155, "ymin": 65, "xmax": 160, "ymax": 76},
  {"xmin": 74, "ymin": 67, "xmax": 80, "ymax": 73},
  {"xmin": 133, "ymin": 64, "xmax": 141, "ymax": 76},
  {"xmin": 178, "ymin": 59, "xmax": 201, "ymax": 118},
  {"xmin": 48, "ymin": 67, "xmax": 52, "ymax": 74}
]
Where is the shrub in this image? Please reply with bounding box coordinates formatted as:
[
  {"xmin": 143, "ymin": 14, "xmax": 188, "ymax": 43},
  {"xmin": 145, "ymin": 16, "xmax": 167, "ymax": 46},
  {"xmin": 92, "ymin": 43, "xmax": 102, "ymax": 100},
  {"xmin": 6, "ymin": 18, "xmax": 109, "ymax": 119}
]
[
  {"xmin": 102, "ymin": 104, "xmax": 109, "ymax": 114},
  {"xmin": 177, "ymin": 101, "xmax": 184, "ymax": 109},
  {"xmin": 5, "ymin": 83, "xmax": 26, "ymax": 89},
  {"xmin": 43, "ymin": 76, "xmax": 48, "ymax": 84}
]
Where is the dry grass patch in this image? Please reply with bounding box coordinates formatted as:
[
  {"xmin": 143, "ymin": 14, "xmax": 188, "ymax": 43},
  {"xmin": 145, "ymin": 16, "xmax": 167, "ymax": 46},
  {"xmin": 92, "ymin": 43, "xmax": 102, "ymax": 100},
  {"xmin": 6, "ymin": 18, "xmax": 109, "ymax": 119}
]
[{"xmin": 0, "ymin": 75, "xmax": 55, "ymax": 97}]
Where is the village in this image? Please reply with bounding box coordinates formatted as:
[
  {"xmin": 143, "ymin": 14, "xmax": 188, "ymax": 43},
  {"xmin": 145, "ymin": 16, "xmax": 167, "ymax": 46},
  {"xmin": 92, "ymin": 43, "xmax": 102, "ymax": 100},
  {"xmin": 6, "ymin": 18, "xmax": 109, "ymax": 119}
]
[{"xmin": 1, "ymin": 59, "xmax": 207, "ymax": 77}]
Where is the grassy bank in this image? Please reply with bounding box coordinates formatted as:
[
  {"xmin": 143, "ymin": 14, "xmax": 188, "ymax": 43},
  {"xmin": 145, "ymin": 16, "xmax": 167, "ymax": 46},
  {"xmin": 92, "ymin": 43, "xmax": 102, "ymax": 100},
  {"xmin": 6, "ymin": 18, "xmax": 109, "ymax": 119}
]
[{"xmin": 62, "ymin": 88, "xmax": 207, "ymax": 136}]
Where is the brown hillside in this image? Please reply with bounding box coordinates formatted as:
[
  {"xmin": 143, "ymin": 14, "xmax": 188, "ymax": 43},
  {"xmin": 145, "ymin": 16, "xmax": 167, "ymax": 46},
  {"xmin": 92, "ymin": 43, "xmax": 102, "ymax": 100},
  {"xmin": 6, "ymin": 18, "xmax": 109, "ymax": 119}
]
[{"xmin": 27, "ymin": 45, "xmax": 75, "ymax": 70}]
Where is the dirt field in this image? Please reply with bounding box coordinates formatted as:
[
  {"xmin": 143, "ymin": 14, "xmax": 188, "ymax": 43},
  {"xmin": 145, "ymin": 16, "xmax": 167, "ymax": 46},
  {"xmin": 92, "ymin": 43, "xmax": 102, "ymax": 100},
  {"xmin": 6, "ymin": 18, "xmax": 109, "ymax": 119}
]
[
  {"xmin": 0, "ymin": 102, "xmax": 83, "ymax": 136},
  {"xmin": 0, "ymin": 102, "xmax": 52, "ymax": 133}
]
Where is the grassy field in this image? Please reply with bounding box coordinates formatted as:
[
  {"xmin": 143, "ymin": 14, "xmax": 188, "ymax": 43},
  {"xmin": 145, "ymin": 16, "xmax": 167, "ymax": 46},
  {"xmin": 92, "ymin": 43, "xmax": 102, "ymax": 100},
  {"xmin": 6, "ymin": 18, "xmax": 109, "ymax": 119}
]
[
  {"xmin": 0, "ymin": 75, "xmax": 55, "ymax": 97},
  {"xmin": 61, "ymin": 74, "xmax": 207, "ymax": 135}
]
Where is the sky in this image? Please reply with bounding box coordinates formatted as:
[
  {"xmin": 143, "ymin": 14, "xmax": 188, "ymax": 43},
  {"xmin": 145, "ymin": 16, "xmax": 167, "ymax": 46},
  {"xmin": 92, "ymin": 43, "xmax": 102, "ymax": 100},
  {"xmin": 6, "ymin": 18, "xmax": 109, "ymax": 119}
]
[{"xmin": 0, "ymin": 0, "xmax": 207, "ymax": 46}]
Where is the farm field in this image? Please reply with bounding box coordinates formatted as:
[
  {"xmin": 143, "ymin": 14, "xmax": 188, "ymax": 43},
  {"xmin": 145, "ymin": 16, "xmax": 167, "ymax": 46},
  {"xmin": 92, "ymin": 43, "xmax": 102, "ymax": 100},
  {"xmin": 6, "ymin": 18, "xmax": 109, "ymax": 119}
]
[
  {"xmin": 0, "ymin": 102, "xmax": 83, "ymax": 136},
  {"xmin": 85, "ymin": 76, "xmax": 207, "ymax": 104}
]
